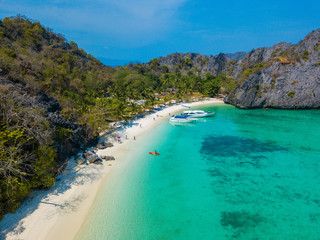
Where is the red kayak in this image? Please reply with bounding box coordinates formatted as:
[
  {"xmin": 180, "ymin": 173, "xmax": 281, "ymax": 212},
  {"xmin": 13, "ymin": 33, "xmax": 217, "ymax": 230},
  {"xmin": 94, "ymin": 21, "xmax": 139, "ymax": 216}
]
[{"xmin": 149, "ymin": 152, "xmax": 160, "ymax": 155}]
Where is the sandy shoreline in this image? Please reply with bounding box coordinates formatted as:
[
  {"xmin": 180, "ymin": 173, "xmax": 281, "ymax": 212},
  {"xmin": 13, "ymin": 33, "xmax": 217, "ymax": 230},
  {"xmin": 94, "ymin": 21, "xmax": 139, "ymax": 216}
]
[{"xmin": 0, "ymin": 98, "xmax": 223, "ymax": 240}]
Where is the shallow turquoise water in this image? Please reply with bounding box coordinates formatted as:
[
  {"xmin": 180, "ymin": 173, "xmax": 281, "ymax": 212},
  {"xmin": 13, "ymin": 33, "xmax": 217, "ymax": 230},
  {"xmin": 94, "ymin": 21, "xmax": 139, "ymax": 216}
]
[{"xmin": 77, "ymin": 104, "xmax": 320, "ymax": 240}]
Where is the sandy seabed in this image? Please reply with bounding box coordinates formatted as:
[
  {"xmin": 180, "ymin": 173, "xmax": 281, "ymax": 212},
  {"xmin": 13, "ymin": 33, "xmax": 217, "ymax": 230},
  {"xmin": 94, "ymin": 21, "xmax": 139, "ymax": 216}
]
[{"xmin": 0, "ymin": 98, "xmax": 223, "ymax": 240}]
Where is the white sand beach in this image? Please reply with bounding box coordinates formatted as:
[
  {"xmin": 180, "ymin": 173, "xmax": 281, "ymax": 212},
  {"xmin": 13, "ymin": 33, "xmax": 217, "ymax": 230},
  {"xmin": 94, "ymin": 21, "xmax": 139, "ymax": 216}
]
[{"xmin": 0, "ymin": 98, "xmax": 223, "ymax": 240}]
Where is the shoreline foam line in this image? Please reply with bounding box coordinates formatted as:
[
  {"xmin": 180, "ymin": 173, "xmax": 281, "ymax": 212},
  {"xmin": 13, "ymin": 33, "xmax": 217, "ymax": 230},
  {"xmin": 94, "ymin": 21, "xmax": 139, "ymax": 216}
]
[{"xmin": 0, "ymin": 98, "xmax": 223, "ymax": 240}]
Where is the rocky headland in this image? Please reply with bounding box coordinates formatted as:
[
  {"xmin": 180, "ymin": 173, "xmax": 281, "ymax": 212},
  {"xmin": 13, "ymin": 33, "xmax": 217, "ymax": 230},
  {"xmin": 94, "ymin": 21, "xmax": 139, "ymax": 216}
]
[
  {"xmin": 224, "ymin": 29, "xmax": 320, "ymax": 109},
  {"xmin": 141, "ymin": 29, "xmax": 320, "ymax": 109}
]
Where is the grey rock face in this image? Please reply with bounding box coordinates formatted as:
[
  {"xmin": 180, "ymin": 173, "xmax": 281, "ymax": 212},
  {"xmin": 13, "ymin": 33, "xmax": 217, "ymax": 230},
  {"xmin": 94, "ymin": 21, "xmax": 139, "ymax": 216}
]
[
  {"xmin": 76, "ymin": 157, "xmax": 87, "ymax": 165},
  {"xmin": 100, "ymin": 155, "xmax": 115, "ymax": 161},
  {"xmin": 143, "ymin": 29, "xmax": 320, "ymax": 109},
  {"xmin": 146, "ymin": 51, "xmax": 246, "ymax": 76},
  {"xmin": 84, "ymin": 151, "xmax": 100, "ymax": 163},
  {"xmin": 225, "ymin": 29, "xmax": 320, "ymax": 109},
  {"xmin": 97, "ymin": 141, "xmax": 113, "ymax": 149},
  {"xmin": 97, "ymin": 142, "xmax": 107, "ymax": 149}
]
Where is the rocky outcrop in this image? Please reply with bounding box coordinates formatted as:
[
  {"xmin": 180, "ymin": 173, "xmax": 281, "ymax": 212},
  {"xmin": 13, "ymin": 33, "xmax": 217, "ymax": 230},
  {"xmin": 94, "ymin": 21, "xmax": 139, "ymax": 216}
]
[
  {"xmin": 0, "ymin": 77, "xmax": 98, "ymax": 167},
  {"xmin": 76, "ymin": 156, "xmax": 87, "ymax": 165},
  {"xmin": 83, "ymin": 151, "xmax": 100, "ymax": 163},
  {"xmin": 225, "ymin": 29, "xmax": 320, "ymax": 109},
  {"xmin": 100, "ymin": 155, "xmax": 115, "ymax": 161},
  {"xmin": 144, "ymin": 51, "xmax": 246, "ymax": 76},
  {"xmin": 97, "ymin": 141, "xmax": 113, "ymax": 149},
  {"xmin": 141, "ymin": 29, "xmax": 320, "ymax": 109}
]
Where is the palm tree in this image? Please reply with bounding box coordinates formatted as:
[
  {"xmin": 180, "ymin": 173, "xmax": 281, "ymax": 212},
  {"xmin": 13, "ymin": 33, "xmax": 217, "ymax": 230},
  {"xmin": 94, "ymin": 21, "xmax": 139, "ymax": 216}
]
[
  {"xmin": 162, "ymin": 74, "xmax": 172, "ymax": 94},
  {"xmin": 111, "ymin": 100, "xmax": 129, "ymax": 122}
]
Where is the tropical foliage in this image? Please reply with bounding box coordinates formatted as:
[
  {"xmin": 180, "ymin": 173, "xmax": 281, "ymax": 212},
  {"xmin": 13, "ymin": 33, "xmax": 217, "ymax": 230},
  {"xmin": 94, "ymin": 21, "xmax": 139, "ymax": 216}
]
[{"xmin": 0, "ymin": 16, "xmax": 237, "ymax": 218}]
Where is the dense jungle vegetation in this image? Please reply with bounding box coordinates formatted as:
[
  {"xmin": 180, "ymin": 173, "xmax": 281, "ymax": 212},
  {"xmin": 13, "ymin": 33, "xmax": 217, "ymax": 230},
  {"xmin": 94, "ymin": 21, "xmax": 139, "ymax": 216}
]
[{"xmin": 0, "ymin": 16, "xmax": 236, "ymax": 219}]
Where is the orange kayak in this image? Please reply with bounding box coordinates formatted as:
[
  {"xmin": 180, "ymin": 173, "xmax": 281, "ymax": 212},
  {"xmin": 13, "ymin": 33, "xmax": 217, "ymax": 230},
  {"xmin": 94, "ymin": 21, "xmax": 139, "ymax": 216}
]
[{"xmin": 149, "ymin": 152, "xmax": 160, "ymax": 155}]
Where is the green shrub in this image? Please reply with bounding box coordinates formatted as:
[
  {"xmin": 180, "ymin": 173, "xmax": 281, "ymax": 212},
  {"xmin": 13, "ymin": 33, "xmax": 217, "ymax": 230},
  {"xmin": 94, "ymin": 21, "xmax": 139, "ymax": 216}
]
[
  {"xmin": 302, "ymin": 50, "xmax": 310, "ymax": 61},
  {"xmin": 271, "ymin": 48, "xmax": 282, "ymax": 58},
  {"xmin": 241, "ymin": 69, "xmax": 253, "ymax": 80},
  {"xmin": 271, "ymin": 78, "xmax": 276, "ymax": 89},
  {"xmin": 263, "ymin": 85, "xmax": 269, "ymax": 92},
  {"xmin": 240, "ymin": 63, "xmax": 265, "ymax": 83},
  {"xmin": 314, "ymin": 62, "xmax": 320, "ymax": 66},
  {"xmin": 257, "ymin": 90, "xmax": 262, "ymax": 98},
  {"xmin": 55, "ymin": 127, "xmax": 72, "ymax": 142},
  {"xmin": 287, "ymin": 91, "xmax": 295, "ymax": 97},
  {"xmin": 314, "ymin": 45, "xmax": 319, "ymax": 51}
]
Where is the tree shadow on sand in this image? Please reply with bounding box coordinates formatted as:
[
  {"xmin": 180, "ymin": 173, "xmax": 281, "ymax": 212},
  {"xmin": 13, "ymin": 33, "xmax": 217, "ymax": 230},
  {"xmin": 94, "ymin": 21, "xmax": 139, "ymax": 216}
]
[{"xmin": 0, "ymin": 160, "xmax": 105, "ymax": 239}]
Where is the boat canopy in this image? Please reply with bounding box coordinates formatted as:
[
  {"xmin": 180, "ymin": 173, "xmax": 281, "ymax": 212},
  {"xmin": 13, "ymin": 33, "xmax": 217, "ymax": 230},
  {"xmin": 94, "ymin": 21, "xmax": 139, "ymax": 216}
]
[{"xmin": 175, "ymin": 115, "xmax": 188, "ymax": 118}]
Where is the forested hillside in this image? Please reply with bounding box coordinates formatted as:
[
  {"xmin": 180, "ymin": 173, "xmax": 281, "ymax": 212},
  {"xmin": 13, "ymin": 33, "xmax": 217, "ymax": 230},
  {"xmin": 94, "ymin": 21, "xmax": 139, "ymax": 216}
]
[
  {"xmin": 3, "ymin": 15, "xmax": 317, "ymax": 219},
  {"xmin": 140, "ymin": 31, "xmax": 320, "ymax": 109},
  {"xmin": 0, "ymin": 16, "xmax": 234, "ymax": 219}
]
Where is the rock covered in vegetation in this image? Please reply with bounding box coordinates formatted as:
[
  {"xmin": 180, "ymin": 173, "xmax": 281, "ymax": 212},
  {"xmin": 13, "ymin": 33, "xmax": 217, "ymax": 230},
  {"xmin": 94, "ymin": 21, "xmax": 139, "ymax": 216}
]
[
  {"xmin": 224, "ymin": 29, "xmax": 320, "ymax": 109},
  {"xmin": 139, "ymin": 29, "xmax": 320, "ymax": 109},
  {"xmin": 0, "ymin": 75, "xmax": 98, "ymax": 218},
  {"xmin": 140, "ymin": 52, "xmax": 246, "ymax": 77},
  {"xmin": 1, "ymin": 14, "xmax": 320, "ymax": 220},
  {"xmin": 0, "ymin": 77, "xmax": 98, "ymax": 164}
]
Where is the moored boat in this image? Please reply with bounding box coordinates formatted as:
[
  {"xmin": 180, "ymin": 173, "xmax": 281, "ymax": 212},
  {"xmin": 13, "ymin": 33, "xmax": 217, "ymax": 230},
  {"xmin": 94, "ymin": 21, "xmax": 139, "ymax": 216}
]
[
  {"xmin": 182, "ymin": 110, "xmax": 214, "ymax": 118},
  {"xmin": 169, "ymin": 115, "xmax": 197, "ymax": 123}
]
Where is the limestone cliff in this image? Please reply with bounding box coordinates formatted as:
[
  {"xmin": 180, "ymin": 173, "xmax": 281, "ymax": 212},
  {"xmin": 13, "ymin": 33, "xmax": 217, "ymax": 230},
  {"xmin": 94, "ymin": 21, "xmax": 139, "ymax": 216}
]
[
  {"xmin": 225, "ymin": 29, "xmax": 320, "ymax": 109},
  {"xmin": 145, "ymin": 29, "xmax": 320, "ymax": 109}
]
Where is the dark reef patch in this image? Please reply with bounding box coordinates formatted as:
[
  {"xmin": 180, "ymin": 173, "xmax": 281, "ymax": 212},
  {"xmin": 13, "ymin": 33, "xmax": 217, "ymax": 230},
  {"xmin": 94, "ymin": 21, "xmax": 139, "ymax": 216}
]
[
  {"xmin": 201, "ymin": 135, "xmax": 284, "ymax": 159},
  {"xmin": 220, "ymin": 210, "xmax": 265, "ymax": 229}
]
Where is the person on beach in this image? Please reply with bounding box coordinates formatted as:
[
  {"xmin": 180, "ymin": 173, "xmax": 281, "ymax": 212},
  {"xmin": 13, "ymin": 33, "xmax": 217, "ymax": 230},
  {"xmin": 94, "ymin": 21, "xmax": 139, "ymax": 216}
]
[
  {"xmin": 134, "ymin": 136, "xmax": 136, "ymax": 140},
  {"xmin": 140, "ymin": 124, "xmax": 142, "ymax": 128}
]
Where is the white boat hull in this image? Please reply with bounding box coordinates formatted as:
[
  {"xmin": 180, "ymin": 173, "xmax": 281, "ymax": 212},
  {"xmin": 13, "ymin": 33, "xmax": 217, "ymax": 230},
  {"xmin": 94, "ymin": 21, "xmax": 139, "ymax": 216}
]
[
  {"xmin": 183, "ymin": 110, "xmax": 215, "ymax": 118},
  {"xmin": 169, "ymin": 117, "xmax": 197, "ymax": 123},
  {"xmin": 188, "ymin": 113, "xmax": 214, "ymax": 118}
]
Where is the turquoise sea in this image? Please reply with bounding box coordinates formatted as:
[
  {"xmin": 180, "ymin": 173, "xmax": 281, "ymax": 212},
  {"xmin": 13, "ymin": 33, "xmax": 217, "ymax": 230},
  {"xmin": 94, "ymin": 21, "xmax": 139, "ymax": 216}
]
[{"xmin": 77, "ymin": 104, "xmax": 320, "ymax": 240}]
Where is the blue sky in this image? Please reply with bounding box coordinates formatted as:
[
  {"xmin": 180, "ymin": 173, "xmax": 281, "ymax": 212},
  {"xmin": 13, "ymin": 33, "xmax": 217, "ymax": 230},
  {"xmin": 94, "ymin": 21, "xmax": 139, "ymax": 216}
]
[{"xmin": 1, "ymin": 0, "xmax": 320, "ymax": 63}]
